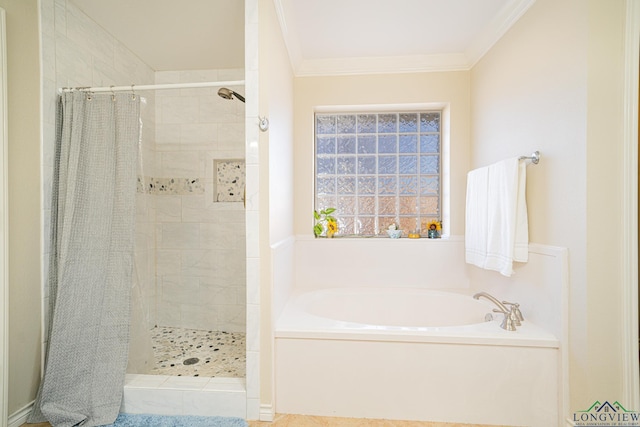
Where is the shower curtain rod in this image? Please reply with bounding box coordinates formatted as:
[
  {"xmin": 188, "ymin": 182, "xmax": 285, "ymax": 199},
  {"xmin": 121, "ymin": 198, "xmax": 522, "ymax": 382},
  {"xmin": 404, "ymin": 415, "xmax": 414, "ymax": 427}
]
[{"xmin": 58, "ymin": 80, "xmax": 245, "ymax": 94}]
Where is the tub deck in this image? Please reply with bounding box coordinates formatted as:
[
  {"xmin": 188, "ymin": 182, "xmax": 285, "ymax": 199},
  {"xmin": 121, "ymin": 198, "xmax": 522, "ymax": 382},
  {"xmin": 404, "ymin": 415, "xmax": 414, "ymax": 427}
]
[{"xmin": 276, "ymin": 288, "xmax": 559, "ymax": 348}]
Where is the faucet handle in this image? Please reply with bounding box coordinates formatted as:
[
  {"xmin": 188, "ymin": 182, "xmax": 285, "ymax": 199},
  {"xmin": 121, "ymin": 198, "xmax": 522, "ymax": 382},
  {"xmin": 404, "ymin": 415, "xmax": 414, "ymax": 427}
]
[
  {"xmin": 492, "ymin": 308, "xmax": 517, "ymax": 331},
  {"xmin": 502, "ymin": 301, "xmax": 524, "ymax": 322}
]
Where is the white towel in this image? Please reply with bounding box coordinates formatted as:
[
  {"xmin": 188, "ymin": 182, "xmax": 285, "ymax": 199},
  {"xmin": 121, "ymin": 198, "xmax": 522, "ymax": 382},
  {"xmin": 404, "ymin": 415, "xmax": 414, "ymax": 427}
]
[{"xmin": 465, "ymin": 157, "xmax": 529, "ymax": 276}]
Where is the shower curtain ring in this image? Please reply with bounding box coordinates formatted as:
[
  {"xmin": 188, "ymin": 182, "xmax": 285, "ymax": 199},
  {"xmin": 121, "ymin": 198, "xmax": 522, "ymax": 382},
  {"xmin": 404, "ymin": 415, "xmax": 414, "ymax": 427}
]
[
  {"xmin": 111, "ymin": 86, "xmax": 116, "ymax": 101},
  {"xmin": 130, "ymin": 84, "xmax": 136, "ymax": 100}
]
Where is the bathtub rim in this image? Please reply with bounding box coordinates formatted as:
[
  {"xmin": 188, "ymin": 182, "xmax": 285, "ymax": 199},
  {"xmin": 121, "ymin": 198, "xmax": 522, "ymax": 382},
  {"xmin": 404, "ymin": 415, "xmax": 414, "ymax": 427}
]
[{"xmin": 276, "ymin": 287, "xmax": 560, "ymax": 349}]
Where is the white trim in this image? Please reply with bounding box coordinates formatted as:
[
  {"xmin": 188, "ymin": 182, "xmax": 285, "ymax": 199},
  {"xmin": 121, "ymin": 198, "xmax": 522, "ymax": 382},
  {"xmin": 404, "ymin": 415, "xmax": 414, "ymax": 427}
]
[
  {"xmin": 259, "ymin": 403, "xmax": 274, "ymax": 422},
  {"xmin": 465, "ymin": 0, "xmax": 537, "ymax": 67},
  {"xmin": 270, "ymin": 235, "xmax": 295, "ymax": 250},
  {"xmin": 559, "ymin": 247, "xmax": 571, "ymax": 423},
  {"xmin": 244, "ymin": 0, "xmax": 261, "ymax": 419},
  {"xmin": 272, "ymin": 0, "xmax": 302, "ymax": 74},
  {"xmin": 313, "ymin": 102, "xmax": 449, "ymax": 114},
  {"xmin": 0, "ymin": 8, "xmax": 8, "ymax": 427},
  {"xmin": 294, "ymin": 53, "xmax": 470, "ymax": 77},
  {"xmin": 622, "ymin": 0, "xmax": 640, "ymax": 410},
  {"xmin": 7, "ymin": 402, "xmax": 32, "ymax": 427},
  {"xmin": 524, "ymin": 244, "xmax": 570, "ymax": 424}
]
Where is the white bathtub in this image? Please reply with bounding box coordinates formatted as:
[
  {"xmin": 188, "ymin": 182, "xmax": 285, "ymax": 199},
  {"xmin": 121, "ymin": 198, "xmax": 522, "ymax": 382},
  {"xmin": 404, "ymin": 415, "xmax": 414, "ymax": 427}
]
[
  {"xmin": 275, "ymin": 287, "xmax": 560, "ymax": 427},
  {"xmin": 305, "ymin": 287, "xmax": 490, "ymax": 327}
]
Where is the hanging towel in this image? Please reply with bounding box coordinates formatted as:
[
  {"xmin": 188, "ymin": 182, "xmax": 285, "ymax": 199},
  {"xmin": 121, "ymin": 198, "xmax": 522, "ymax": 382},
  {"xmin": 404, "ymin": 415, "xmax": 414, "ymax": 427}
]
[{"xmin": 465, "ymin": 157, "xmax": 529, "ymax": 276}]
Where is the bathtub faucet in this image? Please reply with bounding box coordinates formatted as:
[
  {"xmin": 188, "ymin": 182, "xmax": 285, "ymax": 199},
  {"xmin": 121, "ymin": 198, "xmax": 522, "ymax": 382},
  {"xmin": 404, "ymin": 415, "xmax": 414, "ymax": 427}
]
[
  {"xmin": 473, "ymin": 292, "xmax": 509, "ymax": 312},
  {"xmin": 473, "ymin": 292, "xmax": 523, "ymax": 331}
]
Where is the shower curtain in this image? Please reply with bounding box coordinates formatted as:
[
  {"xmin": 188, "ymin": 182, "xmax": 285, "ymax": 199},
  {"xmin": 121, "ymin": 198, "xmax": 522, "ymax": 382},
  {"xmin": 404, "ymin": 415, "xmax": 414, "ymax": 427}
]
[{"xmin": 29, "ymin": 92, "xmax": 140, "ymax": 427}]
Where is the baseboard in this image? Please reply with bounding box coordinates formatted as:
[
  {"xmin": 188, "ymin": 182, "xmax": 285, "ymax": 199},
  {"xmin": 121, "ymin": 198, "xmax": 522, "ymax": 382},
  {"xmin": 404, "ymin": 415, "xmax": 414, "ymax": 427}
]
[
  {"xmin": 259, "ymin": 403, "xmax": 274, "ymax": 422},
  {"xmin": 8, "ymin": 401, "xmax": 33, "ymax": 427}
]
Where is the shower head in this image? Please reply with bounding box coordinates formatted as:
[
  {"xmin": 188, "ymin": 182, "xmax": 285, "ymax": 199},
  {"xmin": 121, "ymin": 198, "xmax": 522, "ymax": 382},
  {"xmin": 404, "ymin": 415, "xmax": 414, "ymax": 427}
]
[{"xmin": 217, "ymin": 87, "xmax": 245, "ymax": 103}]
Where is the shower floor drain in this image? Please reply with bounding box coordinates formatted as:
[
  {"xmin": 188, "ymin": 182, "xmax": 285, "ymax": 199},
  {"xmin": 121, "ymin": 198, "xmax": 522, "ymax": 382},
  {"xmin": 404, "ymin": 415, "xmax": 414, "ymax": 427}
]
[{"xmin": 183, "ymin": 357, "xmax": 199, "ymax": 366}]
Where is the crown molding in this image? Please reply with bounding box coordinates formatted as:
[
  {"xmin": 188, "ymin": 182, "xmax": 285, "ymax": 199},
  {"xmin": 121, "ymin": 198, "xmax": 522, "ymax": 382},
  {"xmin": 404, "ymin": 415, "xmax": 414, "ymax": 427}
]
[
  {"xmin": 272, "ymin": 0, "xmax": 303, "ymax": 74},
  {"xmin": 295, "ymin": 53, "xmax": 470, "ymax": 77},
  {"xmin": 274, "ymin": 0, "xmax": 536, "ymax": 77},
  {"xmin": 465, "ymin": 0, "xmax": 537, "ymax": 67}
]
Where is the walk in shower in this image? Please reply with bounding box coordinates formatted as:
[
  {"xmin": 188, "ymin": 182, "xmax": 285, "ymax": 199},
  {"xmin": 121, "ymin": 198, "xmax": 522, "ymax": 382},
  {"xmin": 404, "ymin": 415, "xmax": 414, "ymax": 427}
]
[
  {"xmin": 40, "ymin": 0, "xmax": 254, "ymax": 419},
  {"xmin": 129, "ymin": 72, "xmax": 247, "ymax": 379}
]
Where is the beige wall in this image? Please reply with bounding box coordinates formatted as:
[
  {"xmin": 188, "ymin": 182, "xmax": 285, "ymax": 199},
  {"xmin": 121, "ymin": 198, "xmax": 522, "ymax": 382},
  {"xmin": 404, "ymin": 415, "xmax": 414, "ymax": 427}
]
[
  {"xmin": 258, "ymin": 0, "xmax": 295, "ymax": 408},
  {"xmin": 293, "ymin": 72, "xmax": 471, "ymax": 236},
  {"xmin": 471, "ymin": 0, "xmax": 626, "ymax": 412},
  {"xmin": 585, "ymin": 0, "xmax": 626, "ymax": 404},
  {"xmin": 1, "ymin": 0, "xmax": 42, "ymax": 415},
  {"xmin": 262, "ymin": 5, "xmax": 295, "ymax": 247}
]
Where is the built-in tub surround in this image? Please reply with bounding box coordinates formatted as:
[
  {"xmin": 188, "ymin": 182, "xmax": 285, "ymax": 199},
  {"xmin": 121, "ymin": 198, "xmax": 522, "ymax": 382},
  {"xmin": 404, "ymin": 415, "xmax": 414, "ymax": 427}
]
[
  {"xmin": 275, "ymin": 286, "xmax": 559, "ymax": 426},
  {"xmin": 272, "ymin": 237, "xmax": 569, "ymax": 425},
  {"xmin": 292, "ymin": 236, "xmax": 471, "ymax": 291}
]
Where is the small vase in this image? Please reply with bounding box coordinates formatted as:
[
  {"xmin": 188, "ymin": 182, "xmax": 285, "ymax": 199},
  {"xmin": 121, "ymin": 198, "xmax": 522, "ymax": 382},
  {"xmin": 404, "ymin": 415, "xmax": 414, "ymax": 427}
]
[
  {"xmin": 327, "ymin": 230, "xmax": 335, "ymax": 238},
  {"xmin": 386, "ymin": 229, "xmax": 402, "ymax": 239},
  {"xmin": 427, "ymin": 229, "xmax": 439, "ymax": 239}
]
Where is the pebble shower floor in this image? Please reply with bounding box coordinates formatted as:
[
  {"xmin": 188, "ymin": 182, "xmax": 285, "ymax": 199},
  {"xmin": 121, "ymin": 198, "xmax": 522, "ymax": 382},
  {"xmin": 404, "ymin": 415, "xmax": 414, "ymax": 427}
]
[{"xmin": 150, "ymin": 326, "xmax": 246, "ymax": 377}]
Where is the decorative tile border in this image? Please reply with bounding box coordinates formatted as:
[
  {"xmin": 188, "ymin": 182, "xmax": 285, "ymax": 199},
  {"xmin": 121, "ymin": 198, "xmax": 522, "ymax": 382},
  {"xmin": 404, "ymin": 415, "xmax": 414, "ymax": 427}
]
[{"xmin": 137, "ymin": 176, "xmax": 205, "ymax": 195}]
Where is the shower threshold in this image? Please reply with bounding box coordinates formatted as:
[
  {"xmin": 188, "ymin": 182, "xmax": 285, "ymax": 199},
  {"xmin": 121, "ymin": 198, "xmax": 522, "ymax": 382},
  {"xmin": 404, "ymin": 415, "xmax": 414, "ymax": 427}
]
[
  {"xmin": 122, "ymin": 374, "xmax": 247, "ymax": 417},
  {"xmin": 121, "ymin": 326, "xmax": 247, "ymax": 417}
]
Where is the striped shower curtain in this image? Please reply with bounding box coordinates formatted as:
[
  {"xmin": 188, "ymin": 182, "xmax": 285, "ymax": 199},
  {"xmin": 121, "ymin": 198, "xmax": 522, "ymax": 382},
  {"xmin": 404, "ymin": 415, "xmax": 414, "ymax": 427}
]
[{"xmin": 29, "ymin": 91, "xmax": 140, "ymax": 427}]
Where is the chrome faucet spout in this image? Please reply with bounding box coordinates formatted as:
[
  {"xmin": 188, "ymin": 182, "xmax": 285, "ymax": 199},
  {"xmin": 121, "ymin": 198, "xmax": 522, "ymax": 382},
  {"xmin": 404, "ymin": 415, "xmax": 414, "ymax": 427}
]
[{"xmin": 473, "ymin": 292, "xmax": 509, "ymax": 313}]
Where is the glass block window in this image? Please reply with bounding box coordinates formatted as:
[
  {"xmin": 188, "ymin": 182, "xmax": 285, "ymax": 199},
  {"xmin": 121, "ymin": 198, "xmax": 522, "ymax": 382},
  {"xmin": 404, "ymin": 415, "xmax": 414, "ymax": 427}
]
[{"xmin": 315, "ymin": 111, "xmax": 441, "ymax": 236}]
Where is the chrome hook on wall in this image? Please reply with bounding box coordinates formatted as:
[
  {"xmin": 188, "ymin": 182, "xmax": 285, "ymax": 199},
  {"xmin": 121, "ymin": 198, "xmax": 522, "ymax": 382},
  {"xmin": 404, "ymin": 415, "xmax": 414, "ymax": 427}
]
[{"xmin": 258, "ymin": 116, "xmax": 269, "ymax": 132}]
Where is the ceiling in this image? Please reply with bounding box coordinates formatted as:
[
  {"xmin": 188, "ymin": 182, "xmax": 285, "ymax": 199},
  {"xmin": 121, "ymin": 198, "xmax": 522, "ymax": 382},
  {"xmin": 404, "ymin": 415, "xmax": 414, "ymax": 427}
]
[
  {"xmin": 69, "ymin": 0, "xmax": 246, "ymax": 71},
  {"xmin": 70, "ymin": 0, "xmax": 535, "ymax": 75}
]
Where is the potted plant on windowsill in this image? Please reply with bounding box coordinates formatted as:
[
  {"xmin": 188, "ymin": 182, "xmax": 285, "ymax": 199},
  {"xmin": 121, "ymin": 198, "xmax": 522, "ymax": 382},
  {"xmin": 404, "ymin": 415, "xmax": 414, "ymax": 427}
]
[
  {"xmin": 426, "ymin": 219, "xmax": 442, "ymax": 238},
  {"xmin": 314, "ymin": 208, "xmax": 338, "ymax": 238}
]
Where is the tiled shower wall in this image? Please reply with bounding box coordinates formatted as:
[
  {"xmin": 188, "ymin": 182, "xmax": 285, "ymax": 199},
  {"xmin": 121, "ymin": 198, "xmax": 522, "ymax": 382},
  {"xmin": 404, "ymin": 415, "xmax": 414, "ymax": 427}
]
[
  {"xmin": 41, "ymin": 0, "xmax": 246, "ymax": 344},
  {"xmin": 153, "ymin": 70, "xmax": 246, "ymax": 332},
  {"xmin": 40, "ymin": 0, "xmax": 157, "ymax": 349}
]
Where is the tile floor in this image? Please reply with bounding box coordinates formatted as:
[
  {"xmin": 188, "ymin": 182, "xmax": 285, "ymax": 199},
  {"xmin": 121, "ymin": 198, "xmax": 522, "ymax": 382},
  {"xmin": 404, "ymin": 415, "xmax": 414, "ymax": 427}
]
[
  {"xmin": 246, "ymin": 414, "xmax": 506, "ymax": 426},
  {"xmin": 24, "ymin": 415, "xmax": 504, "ymax": 427}
]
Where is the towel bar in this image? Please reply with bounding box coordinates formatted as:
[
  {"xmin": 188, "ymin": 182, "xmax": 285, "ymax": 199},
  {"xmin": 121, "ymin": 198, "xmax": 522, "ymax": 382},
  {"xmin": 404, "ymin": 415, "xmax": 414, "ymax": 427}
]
[{"xmin": 518, "ymin": 151, "xmax": 540, "ymax": 165}]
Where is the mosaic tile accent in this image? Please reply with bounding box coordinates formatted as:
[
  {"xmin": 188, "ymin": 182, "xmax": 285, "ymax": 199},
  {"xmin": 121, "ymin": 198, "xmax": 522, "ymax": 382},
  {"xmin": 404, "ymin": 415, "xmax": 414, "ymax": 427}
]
[
  {"xmin": 214, "ymin": 159, "xmax": 245, "ymax": 202},
  {"xmin": 137, "ymin": 176, "xmax": 205, "ymax": 195},
  {"xmin": 150, "ymin": 326, "xmax": 245, "ymax": 377}
]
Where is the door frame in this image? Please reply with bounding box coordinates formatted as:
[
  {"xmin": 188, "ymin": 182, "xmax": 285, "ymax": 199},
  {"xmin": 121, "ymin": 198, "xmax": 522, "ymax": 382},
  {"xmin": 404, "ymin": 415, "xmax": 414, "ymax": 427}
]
[
  {"xmin": 0, "ymin": 6, "xmax": 8, "ymax": 427},
  {"xmin": 623, "ymin": 0, "xmax": 640, "ymax": 411}
]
